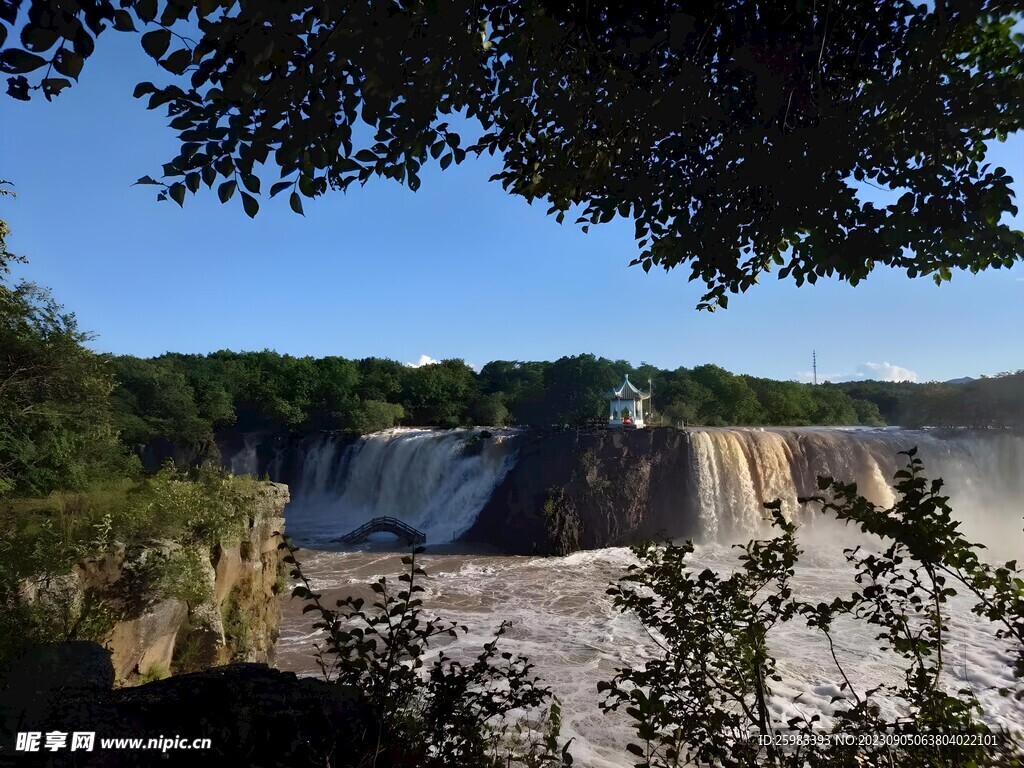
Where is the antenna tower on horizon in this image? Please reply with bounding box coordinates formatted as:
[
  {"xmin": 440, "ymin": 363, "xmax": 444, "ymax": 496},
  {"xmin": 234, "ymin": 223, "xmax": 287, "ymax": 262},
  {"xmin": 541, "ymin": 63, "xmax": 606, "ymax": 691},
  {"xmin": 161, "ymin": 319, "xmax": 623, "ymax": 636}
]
[{"xmin": 813, "ymin": 350, "xmax": 818, "ymax": 386}]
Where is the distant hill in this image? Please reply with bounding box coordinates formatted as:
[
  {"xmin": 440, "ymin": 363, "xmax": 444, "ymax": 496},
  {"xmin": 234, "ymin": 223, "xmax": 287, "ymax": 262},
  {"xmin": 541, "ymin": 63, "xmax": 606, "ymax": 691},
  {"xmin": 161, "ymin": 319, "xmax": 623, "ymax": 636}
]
[{"xmin": 944, "ymin": 377, "xmax": 976, "ymax": 385}]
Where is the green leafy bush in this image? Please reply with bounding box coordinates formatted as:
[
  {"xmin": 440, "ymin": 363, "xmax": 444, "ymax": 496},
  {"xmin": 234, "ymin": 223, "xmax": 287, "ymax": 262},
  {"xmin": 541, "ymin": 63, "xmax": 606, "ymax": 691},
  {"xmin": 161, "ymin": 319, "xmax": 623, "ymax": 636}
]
[
  {"xmin": 221, "ymin": 587, "xmax": 251, "ymax": 660},
  {"xmin": 115, "ymin": 463, "xmax": 258, "ymax": 546},
  {"xmin": 0, "ymin": 466, "xmax": 261, "ymax": 670},
  {"xmin": 600, "ymin": 452, "xmax": 1024, "ymax": 767},
  {"xmin": 282, "ymin": 541, "xmax": 574, "ymax": 767},
  {"xmin": 145, "ymin": 546, "xmax": 212, "ymax": 606}
]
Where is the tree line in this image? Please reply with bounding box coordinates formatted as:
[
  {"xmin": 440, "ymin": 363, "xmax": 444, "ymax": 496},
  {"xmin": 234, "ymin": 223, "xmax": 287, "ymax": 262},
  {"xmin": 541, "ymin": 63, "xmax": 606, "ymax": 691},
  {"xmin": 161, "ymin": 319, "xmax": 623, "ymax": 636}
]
[
  {"xmin": 4, "ymin": 273, "xmax": 1019, "ymax": 498},
  {"xmin": 109, "ymin": 351, "xmax": 1023, "ymax": 446},
  {"xmin": 3, "ymin": 207, "xmax": 1019, "ymax": 497}
]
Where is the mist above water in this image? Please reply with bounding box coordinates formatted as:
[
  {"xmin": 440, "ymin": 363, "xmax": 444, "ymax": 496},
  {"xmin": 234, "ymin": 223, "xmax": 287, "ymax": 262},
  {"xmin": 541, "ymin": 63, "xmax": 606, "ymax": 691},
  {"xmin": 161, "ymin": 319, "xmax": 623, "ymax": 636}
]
[
  {"xmin": 279, "ymin": 428, "xmax": 520, "ymax": 546},
  {"xmin": 688, "ymin": 427, "xmax": 1023, "ymax": 558},
  {"xmin": 261, "ymin": 427, "xmax": 1024, "ymax": 765}
]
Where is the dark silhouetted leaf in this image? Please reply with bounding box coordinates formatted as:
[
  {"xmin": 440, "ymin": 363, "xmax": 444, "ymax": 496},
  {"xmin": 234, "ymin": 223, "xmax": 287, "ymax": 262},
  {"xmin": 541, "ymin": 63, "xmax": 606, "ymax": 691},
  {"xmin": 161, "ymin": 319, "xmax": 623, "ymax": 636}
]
[
  {"xmin": 53, "ymin": 50, "xmax": 84, "ymax": 80},
  {"xmin": 162, "ymin": 48, "xmax": 192, "ymax": 75},
  {"xmin": 241, "ymin": 191, "xmax": 258, "ymax": 218},
  {"xmin": 133, "ymin": 81, "xmax": 156, "ymax": 98},
  {"xmin": 135, "ymin": 0, "xmax": 158, "ymax": 23},
  {"xmin": 20, "ymin": 25, "xmax": 59, "ymax": 52},
  {"xmin": 141, "ymin": 29, "xmax": 171, "ymax": 60},
  {"xmin": 0, "ymin": 49, "xmax": 47, "ymax": 74},
  {"xmin": 41, "ymin": 77, "xmax": 71, "ymax": 99},
  {"xmin": 113, "ymin": 10, "xmax": 136, "ymax": 32},
  {"xmin": 169, "ymin": 182, "xmax": 186, "ymax": 207}
]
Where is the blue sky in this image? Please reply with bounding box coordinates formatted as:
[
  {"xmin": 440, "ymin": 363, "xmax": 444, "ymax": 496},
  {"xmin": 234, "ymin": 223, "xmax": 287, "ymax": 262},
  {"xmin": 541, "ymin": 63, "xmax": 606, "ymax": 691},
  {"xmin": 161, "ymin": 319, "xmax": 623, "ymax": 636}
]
[{"xmin": 2, "ymin": 34, "xmax": 1022, "ymax": 383}]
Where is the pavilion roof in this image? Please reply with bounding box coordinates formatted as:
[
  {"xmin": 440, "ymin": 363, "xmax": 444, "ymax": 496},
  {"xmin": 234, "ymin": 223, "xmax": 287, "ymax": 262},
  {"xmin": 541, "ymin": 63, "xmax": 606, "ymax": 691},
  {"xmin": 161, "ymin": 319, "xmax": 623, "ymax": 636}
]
[{"xmin": 607, "ymin": 374, "xmax": 649, "ymax": 400}]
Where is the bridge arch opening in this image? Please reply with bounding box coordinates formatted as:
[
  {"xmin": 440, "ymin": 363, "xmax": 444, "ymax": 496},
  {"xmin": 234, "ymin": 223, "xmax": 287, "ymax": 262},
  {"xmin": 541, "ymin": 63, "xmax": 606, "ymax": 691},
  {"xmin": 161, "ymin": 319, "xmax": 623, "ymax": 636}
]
[{"xmin": 337, "ymin": 516, "xmax": 426, "ymax": 547}]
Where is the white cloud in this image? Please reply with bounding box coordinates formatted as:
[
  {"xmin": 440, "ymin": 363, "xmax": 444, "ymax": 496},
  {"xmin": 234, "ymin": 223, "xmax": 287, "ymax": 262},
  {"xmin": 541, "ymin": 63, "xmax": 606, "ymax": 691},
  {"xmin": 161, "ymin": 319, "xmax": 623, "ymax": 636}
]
[
  {"xmin": 796, "ymin": 370, "xmax": 844, "ymax": 383},
  {"xmin": 404, "ymin": 355, "xmax": 480, "ymax": 371},
  {"xmin": 853, "ymin": 362, "xmax": 918, "ymax": 382},
  {"xmin": 796, "ymin": 362, "xmax": 918, "ymax": 383},
  {"xmin": 405, "ymin": 354, "xmax": 439, "ymax": 368}
]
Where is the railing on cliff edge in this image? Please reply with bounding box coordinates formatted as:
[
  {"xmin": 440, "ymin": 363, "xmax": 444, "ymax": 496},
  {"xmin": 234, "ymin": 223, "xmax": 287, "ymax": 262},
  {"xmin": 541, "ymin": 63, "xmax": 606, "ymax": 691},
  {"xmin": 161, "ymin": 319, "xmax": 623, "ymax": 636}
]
[{"xmin": 337, "ymin": 516, "xmax": 427, "ymax": 547}]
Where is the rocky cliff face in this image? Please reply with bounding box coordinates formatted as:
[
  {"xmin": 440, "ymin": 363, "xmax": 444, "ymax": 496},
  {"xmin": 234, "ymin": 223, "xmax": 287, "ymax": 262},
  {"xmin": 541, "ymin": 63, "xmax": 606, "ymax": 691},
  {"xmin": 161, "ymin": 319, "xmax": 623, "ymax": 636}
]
[
  {"xmin": 28, "ymin": 483, "xmax": 290, "ymax": 686},
  {"xmin": 154, "ymin": 427, "xmax": 701, "ymax": 556},
  {"xmin": 136, "ymin": 436, "xmax": 223, "ymax": 473},
  {"xmin": 463, "ymin": 427, "xmax": 698, "ymax": 554}
]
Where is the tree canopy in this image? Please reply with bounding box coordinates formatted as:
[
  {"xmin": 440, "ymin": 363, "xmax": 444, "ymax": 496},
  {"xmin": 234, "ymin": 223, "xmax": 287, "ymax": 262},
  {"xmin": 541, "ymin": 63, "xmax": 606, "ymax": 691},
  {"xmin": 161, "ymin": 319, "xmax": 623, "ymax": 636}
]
[
  {"xmin": 0, "ymin": 221, "xmax": 136, "ymax": 494},
  {"xmin": 103, "ymin": 349, "xmax": 1022, "ymax": 448},
  {"xmin": 3, "ymin": 1, "xmax": 1023, "ymax": 307}
]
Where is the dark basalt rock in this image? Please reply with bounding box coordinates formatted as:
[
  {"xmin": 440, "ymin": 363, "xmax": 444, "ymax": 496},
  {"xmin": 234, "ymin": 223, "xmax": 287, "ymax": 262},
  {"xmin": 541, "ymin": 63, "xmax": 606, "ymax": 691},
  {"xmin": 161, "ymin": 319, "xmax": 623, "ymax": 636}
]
[
  {"xmin": 136, "ymin": 437, "xmax": 222, "ymax": 473},
  {"xmin": 462, "ymin": 427, "xmax": 699, "ymax": 554},
  {"xmin": 1, "ymin": 644, "xmax": 371, "ymax": 767}
]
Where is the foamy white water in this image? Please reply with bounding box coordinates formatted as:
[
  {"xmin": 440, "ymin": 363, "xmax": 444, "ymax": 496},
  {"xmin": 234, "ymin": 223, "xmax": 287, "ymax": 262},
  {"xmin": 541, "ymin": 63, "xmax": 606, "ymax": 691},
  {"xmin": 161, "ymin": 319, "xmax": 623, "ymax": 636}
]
[
  {"xmin": 282, "ymin": 428, "xmax": 519, "ymax": 545},
  {"xmin": 227, "ymin": 432, "xmax": 262, "ymax": 476},
  {"xmin": 265, "ymin": 427, "xmax": 1023, "ymax": 765},
  {"xmin": 276, "ymin": 540, "xmax": 1023, "ymax": 768},
  {"xmin": 688, "ymin": 428, "xmax": 1024, "ymax": 560}
]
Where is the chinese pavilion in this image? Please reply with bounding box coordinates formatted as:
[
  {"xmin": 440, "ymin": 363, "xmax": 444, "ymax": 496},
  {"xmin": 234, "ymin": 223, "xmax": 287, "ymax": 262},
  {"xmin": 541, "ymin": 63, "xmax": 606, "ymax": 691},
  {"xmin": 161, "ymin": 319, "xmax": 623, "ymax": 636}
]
[{"xmin": 606, "ymin": 374, "xmax": 650, "ymax": 429}]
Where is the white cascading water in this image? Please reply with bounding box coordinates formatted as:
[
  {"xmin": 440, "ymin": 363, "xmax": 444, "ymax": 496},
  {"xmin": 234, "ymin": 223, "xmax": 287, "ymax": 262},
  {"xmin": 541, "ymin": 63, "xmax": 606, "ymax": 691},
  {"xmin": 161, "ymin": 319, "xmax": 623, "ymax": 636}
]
[
  {"xmin": 283, "ymin": 428, "xmax": 519, "ymax": 546},
  {"xmin": 688, "ymin": 428, "xmax": 1024, "ymax": 555},
  {"xmin": 270, "ymin": 427, "xmax": 1024, "ymax": 768},
  {"xmin": 227, "ymin": 432, "xmax": 262, "ymax": 477}
]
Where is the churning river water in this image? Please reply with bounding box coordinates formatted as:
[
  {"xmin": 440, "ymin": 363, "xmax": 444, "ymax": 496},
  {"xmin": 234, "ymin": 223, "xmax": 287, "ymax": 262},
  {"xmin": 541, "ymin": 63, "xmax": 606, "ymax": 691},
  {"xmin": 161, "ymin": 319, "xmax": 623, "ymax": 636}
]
[{"xmin": 240, "ymin": 427, "xmax": 1024, "ymax": 767}]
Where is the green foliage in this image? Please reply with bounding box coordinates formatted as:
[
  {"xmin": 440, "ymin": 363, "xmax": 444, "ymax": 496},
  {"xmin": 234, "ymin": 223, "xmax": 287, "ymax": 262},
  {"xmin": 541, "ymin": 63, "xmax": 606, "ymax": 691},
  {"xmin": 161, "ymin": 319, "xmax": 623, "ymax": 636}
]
[
  {"xmin": 347, "ymin": 399, "xmax": 405, "ymax": 434},
  {"xmin": 542, "ymin": 488, "xmax": 582, "ymax": 556},
  {"xmin": 144, "ymin": 545, "xmax": 212, "ymax": 606},
  {"xmin": 111, "ymin": 356, "xmax": 219, "ymax": 445},
  {"xmin": 171, "ymin": 631, "xmax": 207, "ymax": 676},
  {"xmin": 691, "ymin": 365, "xmax": 766, "ymax": 425},
  {"xmin": 139, "ymin": 663, "xmax": 169, "ymax": 684},
  {"xmin": 282, "ymin": 540, "xmax": 573, "ymax": 767},
  {"xmin": 1, "ymin": 489, "xmax": 123, "ymax": 585},
  {"xmin": 221, "ymin": 586, "xmax": 251, "ymax": 660},
  {"xmin": 108, "ymin": 351, "xmax": 1024, "ymax": 441},
  {"xmin": 4, "ymin": 3, "xmax": 1024, "ymax": 308},
  {"xmin": 601, "ymin": 454, "xmax": 1024, "ymax": 767},
  {"xmin": 899, "ymin": 371, "xmax": 1024, "ymax": 428},
  {"xmin": 0, "ymin": 216, "xmax": 135, "ymax": 496},
  {"xmin": 836, "ymin": 372, "xmax": 1024, "ymax": 428},
  {"xmin": 0, "ymin": 265, "xmax": 139, "ymax": 495},
  {"xmin": 0, "ymin": 467, "xmax": 259, "ymax": 670},
  {"xmin": 0, "ymin": 537, "xmax": 121, "ymax": 668},
  {"xmin": 470, "ymin": 392, "xmax": 510, "ymax": 427},
  {"xmin": 271, "ymin": 557, "xmax": 290, "ymax": 597},
  {"xmin": 401, "ymin": 359, "xmax": 479, "ymax": 428},
  {"xmin": 117, "ymin": 463, "xmax": 257, "ymax": 547},
  {"xmin": 543, "ymin": 355, "xmax": 618, "ymax": 427},
  {"xmin": 0, "ymin": 183, "xmax": 18, "ymax": 272}
]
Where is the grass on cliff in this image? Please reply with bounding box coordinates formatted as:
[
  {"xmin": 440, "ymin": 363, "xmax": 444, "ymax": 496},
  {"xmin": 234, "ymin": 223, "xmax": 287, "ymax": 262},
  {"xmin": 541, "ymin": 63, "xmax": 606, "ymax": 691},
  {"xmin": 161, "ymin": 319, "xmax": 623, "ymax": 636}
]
[
  {"xmin": 1, "ymin": 464, "xmax": 262, "ymax": 580},
  {"xmin": 0, "ymin": 465, "xmax": 264, "ymax": 665}
]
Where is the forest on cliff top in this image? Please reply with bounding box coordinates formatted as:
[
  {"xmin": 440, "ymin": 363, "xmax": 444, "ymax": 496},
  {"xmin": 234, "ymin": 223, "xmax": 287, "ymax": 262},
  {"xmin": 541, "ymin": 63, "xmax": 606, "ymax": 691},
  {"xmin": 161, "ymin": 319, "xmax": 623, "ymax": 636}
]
[
  {"xmin": 111, "ymin": 350, "xmax": 1023, "ymax": 444},
  {"xmin": 3, "ymin": 247, "xmax": 1019, "ymax": 499}
]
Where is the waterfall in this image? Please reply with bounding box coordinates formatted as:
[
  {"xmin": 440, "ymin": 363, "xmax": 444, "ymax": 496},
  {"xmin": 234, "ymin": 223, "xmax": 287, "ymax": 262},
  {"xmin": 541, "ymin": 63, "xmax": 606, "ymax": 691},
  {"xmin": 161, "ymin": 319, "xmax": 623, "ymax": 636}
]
[
  {"xmin": 282, "ymin": 428, "xmax": 520, "ymax": 546},
  {"xmin": 217, "ymin": 425, "xmax": 1021, "ymax": 556},
  {"xmin": 227, "ymin": 433, "xmax": 262, "ymax": 477},
  {"xmin": 688, "ymin": 428, "xmax": 1024, "ymax": 556}
]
